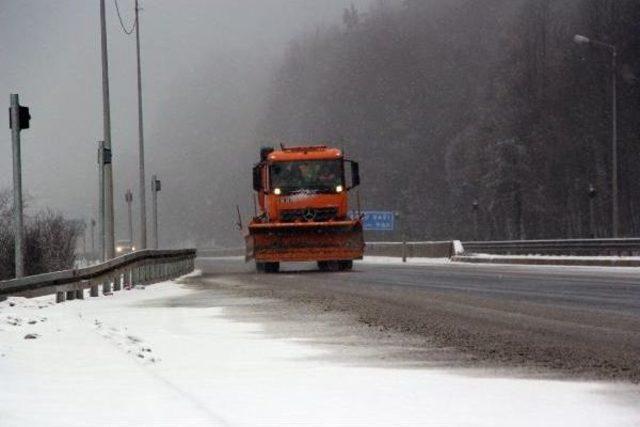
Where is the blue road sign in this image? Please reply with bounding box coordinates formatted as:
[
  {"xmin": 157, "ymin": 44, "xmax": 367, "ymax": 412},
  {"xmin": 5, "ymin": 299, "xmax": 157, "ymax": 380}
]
[{"xmin": 360, "ymin": 211, "xmax": 395, "ymax": 231}]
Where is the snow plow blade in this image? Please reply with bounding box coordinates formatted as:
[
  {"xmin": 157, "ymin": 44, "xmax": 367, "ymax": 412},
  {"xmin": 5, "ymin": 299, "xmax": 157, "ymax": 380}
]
[{"xmin": 246, "ymin": 220, "xmax": 364, "ymax": 263}]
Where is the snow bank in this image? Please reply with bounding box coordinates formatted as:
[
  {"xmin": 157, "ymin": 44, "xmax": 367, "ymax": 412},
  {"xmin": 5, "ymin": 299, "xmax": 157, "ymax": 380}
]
[
  {"xmin": 1, "ymin": 281, "xmax": 639, "ymax": 426},
  {"xmin": 360, "ymin": 256, "xmax": 451, "ymax": 265},
  {"xmin": 466, "ymin": 253, "xmax": 640, "ymax": 261}
]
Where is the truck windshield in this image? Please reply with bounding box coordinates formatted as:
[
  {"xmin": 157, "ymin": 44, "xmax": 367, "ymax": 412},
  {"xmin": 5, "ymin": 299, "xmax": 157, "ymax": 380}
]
[{"xmin": 270, "ymin": 160, "xmax": 343, "ymax": 193}]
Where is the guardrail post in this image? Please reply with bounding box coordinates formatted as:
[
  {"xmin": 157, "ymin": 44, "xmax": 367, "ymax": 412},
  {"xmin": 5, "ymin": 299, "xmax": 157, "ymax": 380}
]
[
  {"xmin": 113, "ymin": 270, "xmax": 121, "ymax": 291},
  {"xmin": 123, "ymin": 268, "xmax": 131, "ymax": 289},
  {"xmin": 139, "ymin": 263, "xmax": 145, "ymax": 285},
  {"xmin": 133, "ymin": 264, "xmax": 140, "ymax": 286},
  {"xmin": 143, "ymin": 262, "xmax": 150, "ymax": 285},
  {"xmin": 76, "ymin": 282, "xmax": 85, "ymax": 300},
  {"xmin": 144, "ymin": 263, "xmax": 150, "ymax": 284},
  {"xmin": 56, "ymin": 291, "xmax": 66, "ymax": 303},
  {"xmin": 103, "ymin": 276, "xmax": 112, "ymax": 295},
  {"xmin": 90, "ymin": 279, "xmax": 100, "ymax": 297}
]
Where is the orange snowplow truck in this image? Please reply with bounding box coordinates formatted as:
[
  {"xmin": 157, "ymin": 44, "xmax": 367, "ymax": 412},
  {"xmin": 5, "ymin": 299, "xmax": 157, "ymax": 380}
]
[{"xmin": 246, "ymin": 145, "xmax": 364, "ymax": 273}]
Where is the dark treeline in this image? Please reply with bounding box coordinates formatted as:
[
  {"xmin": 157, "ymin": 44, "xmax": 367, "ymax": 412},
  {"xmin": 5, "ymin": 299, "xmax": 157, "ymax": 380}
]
[
  {"xmin": 0, "ymin": 190, "xmax": 80, "ymax": 280},
  {"xmin": 258, "ymin": 0, "xmax": 640, "ymax": 240}
]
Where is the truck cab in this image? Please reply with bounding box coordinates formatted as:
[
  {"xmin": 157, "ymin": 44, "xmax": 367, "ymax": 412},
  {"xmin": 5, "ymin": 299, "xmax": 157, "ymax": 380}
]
[
  {"xmin": 253, "ymin": 145, "xmax": 359, "ymax": 224},
  {"xmin": 247, "ymin": 145, "xmax": 364, "ymax": 272}
]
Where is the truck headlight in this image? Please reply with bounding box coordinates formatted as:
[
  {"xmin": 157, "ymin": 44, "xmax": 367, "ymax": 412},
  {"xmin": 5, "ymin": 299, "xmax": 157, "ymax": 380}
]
[
  {"xmin": 336, "ymin": 185, "xmax": 344, "ymax": 193},
  {"xmin": 274, "ymin": 188, "xmax": 282, "ymax": 195},
  {"xmin": 116, "ymin": 246, "xmax": 123, "ymax": 253}
]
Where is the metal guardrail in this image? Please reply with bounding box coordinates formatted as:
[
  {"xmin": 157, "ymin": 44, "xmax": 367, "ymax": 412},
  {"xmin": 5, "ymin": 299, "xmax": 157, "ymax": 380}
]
[
  {"xmin": 197, "ymin": 248, "xmax": 244, "ymax": 258},
  {"xmin": 365, "ymin": 241, "xmax": 455, "ymax": 258},
  {"xmin": 0, "ymin": 249, "xmax": 196, "ymax": 302},
  {"xmin": 197, "ymin": 242, "xmax": 456, "ymax": 260},
  {"xmin": 461, "ymin": 239, "xmax": 640, "ymax": 257}
]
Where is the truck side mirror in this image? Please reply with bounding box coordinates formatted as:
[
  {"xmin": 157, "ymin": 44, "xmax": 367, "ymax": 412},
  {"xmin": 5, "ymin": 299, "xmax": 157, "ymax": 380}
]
[
  {"xmin": 252, "ymin": 165, "xmax": 262, "ymax": 191},
  {"xmin": 350, "ymin": 161, "xmax": 360, "ymax": 188}
]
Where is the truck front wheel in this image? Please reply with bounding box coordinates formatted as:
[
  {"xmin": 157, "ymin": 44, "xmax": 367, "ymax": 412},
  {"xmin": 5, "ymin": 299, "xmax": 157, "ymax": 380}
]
[{"xmin": 257, "ymin": 262, "xmax": 279, "ymax": 273}]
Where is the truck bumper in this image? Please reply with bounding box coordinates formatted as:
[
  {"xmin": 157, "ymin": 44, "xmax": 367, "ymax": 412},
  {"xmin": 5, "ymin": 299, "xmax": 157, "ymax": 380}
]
[{"xmin": 246, "ymin": 220, "xmax": 364, "ymax": 263}]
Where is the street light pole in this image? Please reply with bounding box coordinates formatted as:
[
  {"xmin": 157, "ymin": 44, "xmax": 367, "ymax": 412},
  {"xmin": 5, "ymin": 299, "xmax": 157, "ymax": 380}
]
[
  {"xmin": 472, "ymin": 200, "xmax": 480, "ymax": 241},
  {"xmin": 100, "ymin": 0, "xmax": 116, "ymax": 258},
  {"xmin": 135, "ymin": 0, "xmax": 148, "ymax": 250},
  {"xmin": 588, "ymin": 184, "xmax": 597, "ymax": 238},
  {"xmin": 611, "ymin": 48, "xmax": 618, "ymax": 237},
  {"xmin": 573, "ymin": 34, "xmax": 619, "ymax": 237}
]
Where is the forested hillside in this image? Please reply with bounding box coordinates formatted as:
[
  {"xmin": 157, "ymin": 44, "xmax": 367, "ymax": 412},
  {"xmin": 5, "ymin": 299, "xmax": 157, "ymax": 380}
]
[{"xmin": 259, "ymin": 0, "xmax": 640, "ymax": 240}]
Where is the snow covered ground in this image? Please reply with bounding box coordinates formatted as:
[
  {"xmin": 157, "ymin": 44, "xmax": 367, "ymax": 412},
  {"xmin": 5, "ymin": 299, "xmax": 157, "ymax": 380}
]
[
  {"xmin": 1, "ymin": 274, "xmax": 639, "ymax": 426},
  {"xmin": 359, "ymin": 255, "xmax": 452, "ymax": 265},
  {"xmin": 461, "ymin": 253, "xmax": 640, "ymax": 261}
]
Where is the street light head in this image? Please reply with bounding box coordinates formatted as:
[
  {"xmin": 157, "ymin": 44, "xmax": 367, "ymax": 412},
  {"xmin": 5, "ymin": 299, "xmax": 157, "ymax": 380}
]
[{"xmin": 573, "ymin": 34, "xmax": 590, "ymax": 45}]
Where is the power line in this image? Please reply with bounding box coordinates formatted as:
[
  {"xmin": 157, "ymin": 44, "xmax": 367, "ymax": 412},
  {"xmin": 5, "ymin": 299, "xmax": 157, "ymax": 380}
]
[{"xmin": 114, "ymin": 0, "xmax": 137, "ymax": 35}]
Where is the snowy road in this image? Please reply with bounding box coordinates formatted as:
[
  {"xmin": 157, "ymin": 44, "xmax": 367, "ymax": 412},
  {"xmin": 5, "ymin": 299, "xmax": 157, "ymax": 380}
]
[
  {"xmin": 1, "ymin": 265, "xmax": 639, "ymax": 426},
  {"xmin": 196, "ymin": 257, "xmax": 640, "ymax": 382}
]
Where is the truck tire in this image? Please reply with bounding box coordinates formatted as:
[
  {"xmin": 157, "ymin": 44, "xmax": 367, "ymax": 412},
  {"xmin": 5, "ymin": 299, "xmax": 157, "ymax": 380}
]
[
  {"xmin": 264, "ymin": 262, "xmax": 280, "ymax": 273},
  {"xmin": 338, "ymin": 260, "xmax": 353, "ymax": 271},
  {"xmin": 318, "ymin": 261, "xmax": 347, "ymax": 272},
  {"xmin": 255, "ymin": 262, "xmax": 266, "ymax": 273}
]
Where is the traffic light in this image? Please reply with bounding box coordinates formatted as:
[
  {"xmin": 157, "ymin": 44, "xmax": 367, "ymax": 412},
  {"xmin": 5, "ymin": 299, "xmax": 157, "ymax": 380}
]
[{"xmin": 9, "ymin": 105, "xmax": 31, "ymax": 130}]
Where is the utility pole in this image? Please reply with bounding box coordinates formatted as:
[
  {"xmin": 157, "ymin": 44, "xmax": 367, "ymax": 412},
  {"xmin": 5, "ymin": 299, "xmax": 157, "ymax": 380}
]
[
  {"xmin": 100, "ymin": 0, "xmax": 115, "ymax": 259},
  {"xmin": 611, "ymin": 49, "xmax": 618, "ymax": 237},
  {"xmin": 588, "ymin": 184, "xmax": 597, "ymax": 238},
  {"xmin": 97, "ymin": 141, "xmax": 106, "ymax": 261},
  {"xmin": 9, "ymin": 94, "xmax": 29, "ymax": 278},
  {"xmin": 151, "ymin": 175, "xmax": 161, "ymax": 249},
  {"xmin": 90, "ymin": 218, "xmax": 96, "ymax": 255},
  {"xmin": 82, "ymin": 222, "xmax": 87, "ymax": 257},
  {"xmin": 135, "ymin": 0, "xmax": 148, "ymax": 250},
  {"xmin": 125, "ymin": 190, "xmax": 133, "ymax": 245}
]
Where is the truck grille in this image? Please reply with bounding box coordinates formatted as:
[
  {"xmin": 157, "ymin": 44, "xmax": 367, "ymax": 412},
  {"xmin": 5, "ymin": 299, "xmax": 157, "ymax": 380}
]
[{"xmin": 280, "ymin": 208, "xmax": 338, "ymax": 222}]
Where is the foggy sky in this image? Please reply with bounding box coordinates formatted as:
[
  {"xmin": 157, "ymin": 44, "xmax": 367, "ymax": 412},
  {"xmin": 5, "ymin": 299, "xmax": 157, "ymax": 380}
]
[{"xmin": 0, "ymin": 0, "xmax": 372, "ymax": 248}]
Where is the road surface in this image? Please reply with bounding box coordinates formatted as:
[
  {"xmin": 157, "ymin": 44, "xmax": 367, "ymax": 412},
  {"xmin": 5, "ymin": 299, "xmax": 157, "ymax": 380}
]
[{"xmin": 193, "ymin": 257, "xmax": 640, "ymax": 382}]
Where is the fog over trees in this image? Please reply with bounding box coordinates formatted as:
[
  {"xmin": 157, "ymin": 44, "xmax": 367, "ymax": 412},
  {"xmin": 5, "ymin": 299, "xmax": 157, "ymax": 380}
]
[
  {"xmin": 1, "ymin": 1, "xmax": 637, "ymax": 250},
  {"xmin": 258, "ymin": 0, "xmax": 640, "ymax": 241}
]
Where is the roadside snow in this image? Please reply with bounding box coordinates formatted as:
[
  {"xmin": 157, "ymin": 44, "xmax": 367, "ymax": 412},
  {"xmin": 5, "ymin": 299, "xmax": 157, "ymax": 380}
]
[
  {"xmin": 360, "ymin": 256, "xmax": 451, "ymax": 265},
  {"xmin": 1, "ymin": 279, "xmax": 639, "ymax": 426},
  {"xmin": 465, "ymin": 253, "xmax": 640, "ymax": 261}
]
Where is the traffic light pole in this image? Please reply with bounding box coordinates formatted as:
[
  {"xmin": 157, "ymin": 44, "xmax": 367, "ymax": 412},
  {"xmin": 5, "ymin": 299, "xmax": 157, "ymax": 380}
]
[
  {"xmin": 151, "ymin": 175, "xmax": 160, "ymax": 249},
  {"xmin": 98, "ymin": 141, "xmax": 106, "ymax": 261},
  {"xmin": 100, "ymin": 0, "xmax": 115, "ymax": 259},
  {"xmin": 10, "ymin": 94, "xmax": 24, "ymax": 278}
]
